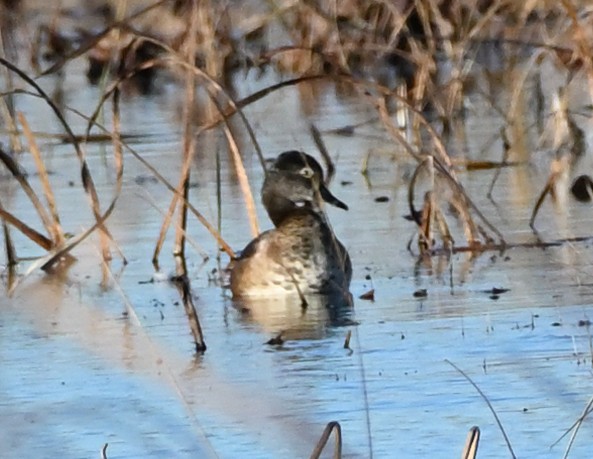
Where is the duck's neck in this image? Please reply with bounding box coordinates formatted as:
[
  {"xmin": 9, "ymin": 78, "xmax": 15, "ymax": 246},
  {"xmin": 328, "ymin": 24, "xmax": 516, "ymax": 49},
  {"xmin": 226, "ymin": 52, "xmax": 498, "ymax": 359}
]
[{"xmin": 262, "ymin": 193, "xmax": 303, "ymax": 226}]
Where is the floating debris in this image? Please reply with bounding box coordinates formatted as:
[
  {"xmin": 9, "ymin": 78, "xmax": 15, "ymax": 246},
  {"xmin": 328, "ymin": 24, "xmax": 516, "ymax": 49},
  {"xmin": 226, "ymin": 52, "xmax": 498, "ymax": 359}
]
[
  {"xmin": 359, "ymin": 289, "xmax": 375, "ymax": 301},
  {"xmin": 413, "ymin": 289, "xmax": 428, "ymax": 298},
  {"xmin": 570, "ymin": 175, "xmax": 593, "ymax": 202},
  {"xmin": 265, "ymin": 332, "xmax": 284, "ymax": 346}
]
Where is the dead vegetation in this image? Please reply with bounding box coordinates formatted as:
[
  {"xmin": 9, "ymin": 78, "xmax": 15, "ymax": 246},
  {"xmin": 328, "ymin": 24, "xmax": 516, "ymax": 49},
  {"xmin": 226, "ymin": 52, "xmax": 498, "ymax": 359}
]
[
  {"xmin": 1, "ymin": 0, "xmax": 593, "ymax": 335},
  {"xmin": 3, "ymin": 1, "xmax": 593, "ymax": 456}
]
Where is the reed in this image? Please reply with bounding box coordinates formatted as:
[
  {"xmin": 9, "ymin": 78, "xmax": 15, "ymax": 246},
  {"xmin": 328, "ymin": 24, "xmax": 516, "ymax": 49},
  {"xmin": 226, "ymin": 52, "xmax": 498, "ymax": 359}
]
[
  {"xmin": 2, "ymin": 1, "xmax": 593, "ymax": 282},
  {"xmin": 3, "ymin": 2, "xmax": 593, "ymax": 457}
]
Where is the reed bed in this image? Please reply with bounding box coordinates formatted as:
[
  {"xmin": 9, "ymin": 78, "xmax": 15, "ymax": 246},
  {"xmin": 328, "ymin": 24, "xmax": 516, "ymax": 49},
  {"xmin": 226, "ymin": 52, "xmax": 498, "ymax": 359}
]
[
  {"xmin": 3, "ymin": 0, "xmax": 591, "ymax": 264},
  {"xmin": 0, "ymin": 0, "xmax": 592, "ymax": 351}
]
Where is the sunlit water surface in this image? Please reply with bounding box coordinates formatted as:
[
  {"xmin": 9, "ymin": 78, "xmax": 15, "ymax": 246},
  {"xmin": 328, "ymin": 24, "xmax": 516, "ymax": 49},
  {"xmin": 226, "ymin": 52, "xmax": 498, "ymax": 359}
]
[{"xmin": 2, "ymin": 32, "xmax": 593, "ymax": 459}]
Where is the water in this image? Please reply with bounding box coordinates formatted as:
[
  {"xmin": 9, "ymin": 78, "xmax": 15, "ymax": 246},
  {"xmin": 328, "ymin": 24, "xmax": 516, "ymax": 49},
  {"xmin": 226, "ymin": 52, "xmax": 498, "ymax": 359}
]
[{"xmin": 3, "ymin": 7, "xmax": 593, "ymax": 458}]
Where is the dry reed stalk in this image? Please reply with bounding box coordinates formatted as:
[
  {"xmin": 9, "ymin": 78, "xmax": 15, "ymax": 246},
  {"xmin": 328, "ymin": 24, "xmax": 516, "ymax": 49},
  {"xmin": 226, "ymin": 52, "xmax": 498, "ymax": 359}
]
[
  {"xmin": 108, "ymin": 86, "xmax": 127, "ymax": 267},
  {"xmin": 2, "ymin": 220, "xmax": 16, "ymax": 266},
  {"xmin": 89, "ymin": 123, "xmax": 234, "ymax": 261},
  {"xmin": 561, "ymin": 396, "xmax": 593, "ymax": 458},
  {"xmin": 549, "ymin": 395, "xmax": 593, "ymax": 456},
  {"xmin": 0, "ymin": 202, "xmax": 52, "ymax": 251},
  {"xmin": 89, "ymin": 31, "xmax": 253, "ymax": 260},
  {"xmin": 461, "ymin": 426, "xmax": 480, "ymax": 459},
  {"xmin": 222, "ymin": 114, "xmax": 260, "ymax": 237},
  {"xmin": 0, "ymin": 4, "xmax": 20, "ymax": 153},
  {"xmin": 0, "ymin": 56, "xmax": 120, "ymax": 267},
  {"xmin": 17, "ymin": 112, "xmax": 65, "ymax": 246},
  {"xmin": 372, "ymin": 85, "xmax": 504, "ymax": 246},
  {"xmin": 4, "ymin": 87, "xmax": 127, "ymax": 291},
  {"xmin": 446, "ymin": 359, "xmax": 517, "ymax": 459},
  {"xmin": 152, "ymin": 187, "xmax": 181, "ymax": 267},
  {"xmin": 7, "ymin": 187, "xmax": 120, "ymax": 294},
  {"xmin": 3, "ymin": 234, "xmax": 17, "ymax": 291},
  {"xmin": 173, "ymin": 0, "xmax": 200, "ymax": 261},
  {"xmin": 0, "ymin": 147, "xmax": 57, "ymax": 239},
  {"xmin": 529, "ymin": 155, "xmax": 570, "ymax": 230},
  {"xmin": 81, "ymin": 32, "xmax": 267, "ymax": 171},
  {"xmin": 433, "ymin": 204, "xmax": 454, "ymax": 251},
  {"xmin": 83, "ymin": 55, "xmax": 157, "ymax": 141},
  {"xmin": 0, "ymin": 97, "xmax": 21, "ymax": 152},
  {"xmin": 309, "ymin": 421, "xmax": 342, "ymax": 459},
  {"xmin": 309, "ymin": 123, "xmax": 335, "ymax": 184},
  {"xmin": 140, "ymin": 188, "xmax": 210, "ymax": 261},
  {"xmin": 419, "ymin": 191, "xmax": 434, "ymax": 253},
  {"xmin": 407, "ymin": 154, "xmax": 454, "ymax": 253},
  {"xmin": 146, "ymin": 98, "xmax": 238, "ymax": 258},
  {"xmin": 207, "ymin": 91, "xmax": 260, "ymax": 238},
  {"xmin": 560, "ymin": 0, "xmax": 593, "ymax": 103},
  {"xmin": 487, "ymin": 127, "xmax": 511, "ymax": 199}
]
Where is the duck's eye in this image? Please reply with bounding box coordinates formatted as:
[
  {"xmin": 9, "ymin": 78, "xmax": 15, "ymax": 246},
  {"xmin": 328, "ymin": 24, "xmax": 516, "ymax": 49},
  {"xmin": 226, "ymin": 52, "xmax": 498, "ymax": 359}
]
[{"xmin": 299, "ymin": 167, "xmax": 314, "ymax": 178}]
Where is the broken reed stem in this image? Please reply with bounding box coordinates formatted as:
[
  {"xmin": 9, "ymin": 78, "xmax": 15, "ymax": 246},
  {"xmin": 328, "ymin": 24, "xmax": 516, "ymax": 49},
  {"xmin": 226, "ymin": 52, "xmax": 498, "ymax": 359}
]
[
  {"xmin": 461, "ymin": 426, "xmax": 480, "ymax": 459},
  {"xmin": 309, "ymin": 421, "xmax": 342, "ymax": 459},
  {"xmin": 18, "ymin": 112, "xmax": 65, "ymax": 246},
  {"xmin": 171, "ymin": 274, "xmax": 207, "ymax": 353},
  {"xmin": 0, "ymin": 203, "xmax": 53, "ymax": 250},
  {"xmin": 445, "ymin": 359, "xmax": 516, "ymax": 459}
]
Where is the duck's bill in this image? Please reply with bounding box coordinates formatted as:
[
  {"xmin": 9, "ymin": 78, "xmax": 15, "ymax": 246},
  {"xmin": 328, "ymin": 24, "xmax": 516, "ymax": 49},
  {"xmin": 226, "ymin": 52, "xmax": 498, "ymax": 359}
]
[{"xmin": 320, "ymin": 184, "xmax": 348, "ymax": 210}]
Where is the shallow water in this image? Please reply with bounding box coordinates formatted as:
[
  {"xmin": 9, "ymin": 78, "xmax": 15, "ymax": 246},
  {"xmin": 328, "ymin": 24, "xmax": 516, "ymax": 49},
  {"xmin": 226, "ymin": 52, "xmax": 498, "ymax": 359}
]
[{"xmin": 3, "ymin": 15, "xmax": 593, "ymax": 459}]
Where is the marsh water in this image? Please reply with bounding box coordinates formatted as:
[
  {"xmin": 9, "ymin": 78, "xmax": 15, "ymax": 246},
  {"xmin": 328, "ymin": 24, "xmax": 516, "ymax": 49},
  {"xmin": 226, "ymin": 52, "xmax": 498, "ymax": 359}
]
[{"xmin": 3, "ymin": 10, "xmax": 593, "ymax": 459}]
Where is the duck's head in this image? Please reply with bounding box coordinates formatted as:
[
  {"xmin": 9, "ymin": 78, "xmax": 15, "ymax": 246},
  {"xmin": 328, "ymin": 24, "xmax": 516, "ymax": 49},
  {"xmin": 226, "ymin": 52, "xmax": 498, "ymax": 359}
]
[{"xmin": 262, "ymin": 150, "xmax": 348, "ymax": 226}]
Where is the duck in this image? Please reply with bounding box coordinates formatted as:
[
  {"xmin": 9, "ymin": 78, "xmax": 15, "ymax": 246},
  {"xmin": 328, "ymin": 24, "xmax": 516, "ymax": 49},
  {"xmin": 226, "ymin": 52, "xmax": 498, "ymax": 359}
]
[{"xmin": 230, "ymin": 150, "xmax": 351, "ymax": 299}]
